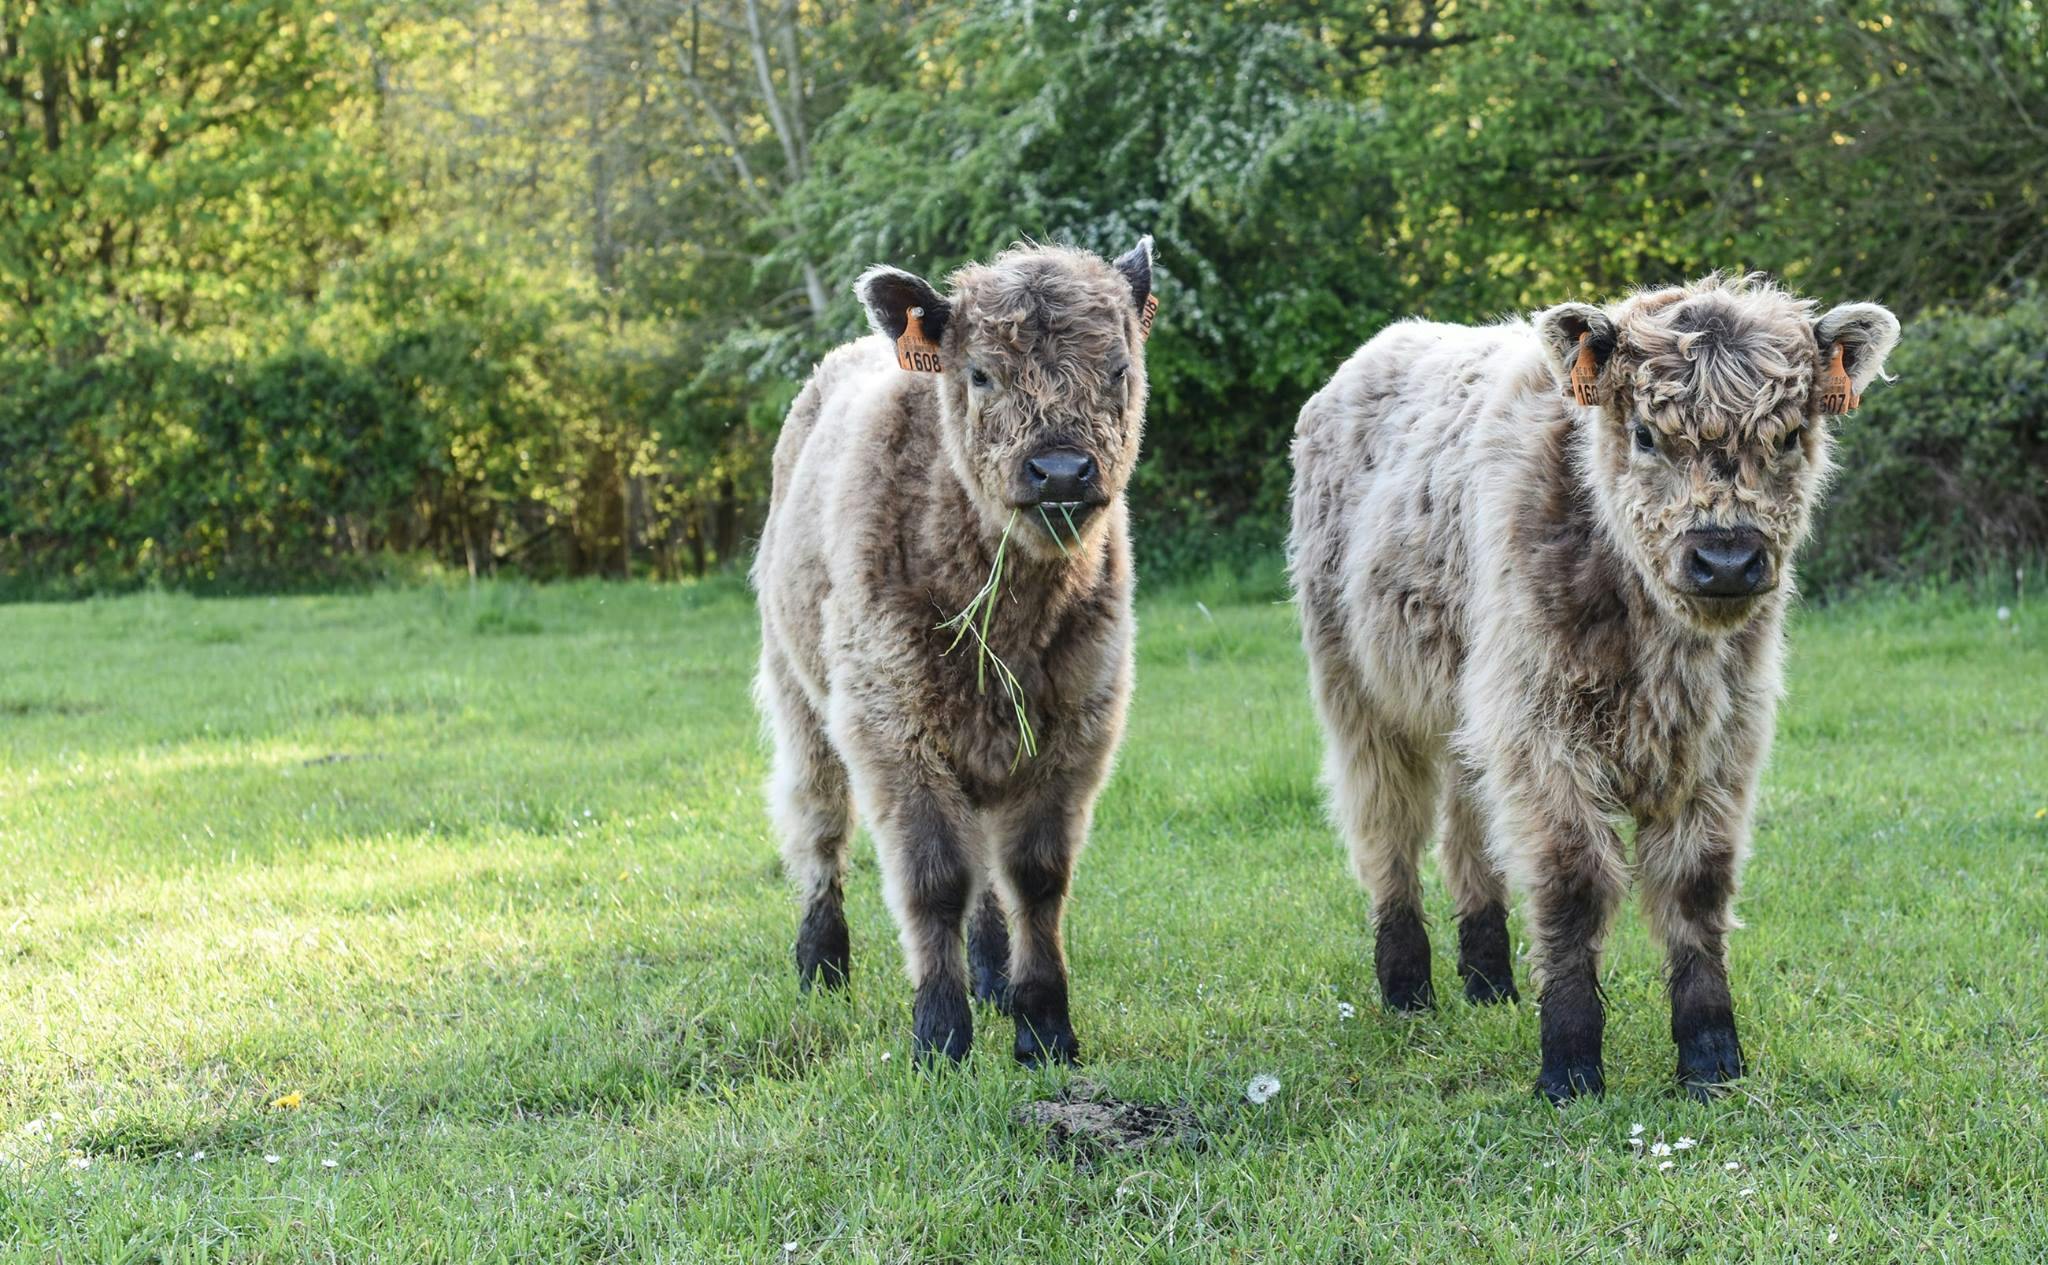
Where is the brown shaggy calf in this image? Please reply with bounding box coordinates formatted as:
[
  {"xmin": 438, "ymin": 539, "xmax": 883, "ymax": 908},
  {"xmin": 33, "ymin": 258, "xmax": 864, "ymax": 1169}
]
[
  {"xmin": 752, "ymin": 239, "xmax": 1156, "ymax": 1064},
  {"xmin": 1289, "ymin": 274, "xmax": 1899, "ymax": 1100}
]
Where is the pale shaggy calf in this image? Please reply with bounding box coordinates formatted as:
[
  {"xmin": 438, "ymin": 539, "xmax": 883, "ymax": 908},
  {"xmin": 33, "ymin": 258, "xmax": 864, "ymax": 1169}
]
[
  {"xmin": 752, "ymin": 239, "xmax": 1156, "ymax": 1064},
  {"xmin": 1289, "ymin": 274, "xmax": 1899, "ymax": 1100}
]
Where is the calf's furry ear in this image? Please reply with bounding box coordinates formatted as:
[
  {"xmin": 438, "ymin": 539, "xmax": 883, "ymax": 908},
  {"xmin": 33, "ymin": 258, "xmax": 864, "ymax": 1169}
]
[
  {"xmin": 1814, "ymin": 302, "xmax": 1900, "ymax": 393},
  {"xmin": 1113, "ymin": 236, "xmax": 1154, "ymax": 312},
  {"xmin": 1533, "ymin": 301, "xmax": 1619, "ymax": 405},
  {"xmin": 856, "ymin": 266, "xmax": 952, "ymax": 346}
]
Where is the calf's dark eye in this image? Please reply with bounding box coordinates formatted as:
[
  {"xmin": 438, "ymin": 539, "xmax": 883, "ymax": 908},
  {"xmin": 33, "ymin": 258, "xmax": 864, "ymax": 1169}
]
[
  {"xmin": 1780, "ymin": 426, "xmax": 1804, "ymax": 453},
  {"xmin": 1632, "ymin": 422, "xmax": 1657, "ymax": 454},
  {"xmin": 968, "ymin": 366, "xmax": 991, "ymax": 390}
]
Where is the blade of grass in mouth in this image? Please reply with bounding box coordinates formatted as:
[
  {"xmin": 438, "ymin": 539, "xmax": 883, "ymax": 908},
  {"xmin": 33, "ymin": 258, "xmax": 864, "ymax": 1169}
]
[
  {"xmin": 1038, "ymin": 505, "xmax": 1071, "ymax": 556},
  {"xmin": 1058, "ymin": 502, "xmax": 1082, "ymax": 545},
  {"xmin": 936, "ymin": 510, "xmax": 1038, "ymax": 766}
]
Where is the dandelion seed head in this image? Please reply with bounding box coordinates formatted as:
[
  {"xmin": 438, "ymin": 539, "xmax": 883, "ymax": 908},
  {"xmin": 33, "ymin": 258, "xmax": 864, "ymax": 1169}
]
[{"xmin": 1246, "ymin": 1074, "xmax": 1281, "ymax": 1105}]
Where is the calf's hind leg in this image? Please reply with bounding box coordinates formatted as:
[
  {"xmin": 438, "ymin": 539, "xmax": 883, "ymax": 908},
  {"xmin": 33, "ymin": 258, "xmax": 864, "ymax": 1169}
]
[
  {"xmin": 1439, "ymin": 767, "xmax": 1518, "ymax": 1004},
  {"xmin": 967, "ymin": 890, "xmax": 1012, "ymax": 1011},
  {"xmin": 759, "ymin": 648, "xmax": 853, "ymax": 990},
  {"xmin": 1313, "ymin": 670, "xmax": 1439, "ymax": 1010}
]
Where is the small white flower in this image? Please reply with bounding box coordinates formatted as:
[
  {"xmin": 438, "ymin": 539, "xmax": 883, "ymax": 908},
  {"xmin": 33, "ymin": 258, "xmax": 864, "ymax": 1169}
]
[
  {"xmin": 1828, "ymin": 1229, "xmax": 1839, "ymax": 1245},
  {"xmin": 1650, "ymin": 1141, "xmax": 1673, "ymax": 1157},
  {"xmin": 1337, "ymin": 1001, "xmax": 1356, "ymax": 1020},
  {"xmin": 264, "ymin": 1154, "xmax": 281, "ymax": 1165},
  {"xmin": 1724, "ymin": 1160, "xmax": 1741, "ymax": 1171},
  {"xmin": 1657, "ymin": 1160, "xmax": 1674, "ymax": 1172},
  {"xmin": 68, "ymin": 1156, "xmax": 90, "ymax": 1170},
  {"xmin": 1246, "ymin": 1074, "xmax": 1281, "ymax": 1105},
  {"xmin": 1738, "ymin": 1187, "xmax": 1756, "ymax": 1197},
  {"xmin": 782, "ymin": 1244, "xmax": 798, "ymax": 1256},
  {"xmin": 1627, "ymin": 1137, "xmax": 1645, "ymax": 1149},
  {"xmin": 321, "ymin": 1158, "xmax": 338, "ymax": 1169},
  {"xmin": 1996, "ymin": 606, "xmax": 2012, "ymax": 622},
  {"xmin": 880, "ymin": 1051, "xmax": 891, "ymax": 1062},
  {"xmin": 1674, "ymin": 1136, "xmax": 1698, "ymax": 1150},
  {"xmin": 1630, "ymin": 1122, "xmax": 1645, "ymax": 1137},
  {"xmin": 190, "ymin": 1150, "xmax": 206, "ymax": 1162}
]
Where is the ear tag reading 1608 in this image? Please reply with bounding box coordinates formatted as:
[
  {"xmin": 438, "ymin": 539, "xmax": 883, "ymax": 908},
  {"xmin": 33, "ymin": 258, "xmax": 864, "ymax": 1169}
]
[
  {"xmin": 1139, "ymin": 293, "xmax": 1159, "ymax": 342},
  {"xmin": 1569, "ymin": 331, "xmax": 1599, "ymax": 406},
  {"xmin": 895, "ymin": 306, "xmax": 942, "ymax": 373}
]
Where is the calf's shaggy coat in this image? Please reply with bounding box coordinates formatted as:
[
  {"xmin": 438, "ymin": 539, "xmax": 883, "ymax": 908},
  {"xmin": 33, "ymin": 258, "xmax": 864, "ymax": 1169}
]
[
  {"xmin": 1289, "ymin": 275, "xmax": 1899, "ymax": 1100},
  {"xmin": 752, "ymin": 240, "xmax": 1155, "ymax": 1064}
]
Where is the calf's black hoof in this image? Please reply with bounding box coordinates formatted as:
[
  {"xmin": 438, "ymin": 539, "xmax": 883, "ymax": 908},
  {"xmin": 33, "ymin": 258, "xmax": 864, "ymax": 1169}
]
[
  {"xmin": 911, "ymin": 979, "xmax": 973, "ymax": 1064},
  {"xmin": 1676, "ymin": 1025, "xmax": 1745, "ymax": 1101},
  {"xmin": 1014, "ymin": 1020, "xmax": 1080, "ymax": 1068},
  {"xmin": 1009, "ymin": 979, "xmax": 1077, "ymax": 1066},
  {"xmin": 1535, "ymin": 1061, "xmax": 1606, "ymax": 1104},
  {"xmin": 1462, "ymin": 972, "xmax": 1519, "ymax": 1006},
  {"xmin": 1376, "ymin": 907, "xmax": 1436, "ymax": 1012},
  {"xmin": 794, "ymin": 902, "xmax": 850, "ymax": 992}
]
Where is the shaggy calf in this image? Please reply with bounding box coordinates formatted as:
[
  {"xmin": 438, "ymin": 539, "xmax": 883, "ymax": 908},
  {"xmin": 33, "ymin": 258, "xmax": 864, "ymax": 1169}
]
[
  {"xmin": 1289, "ymin": 275, "xmax": 1898, "ymax": 1100},
  {"xmin": 752, "ymin": 239, "xmax": 1156, "ymax": 1064}
]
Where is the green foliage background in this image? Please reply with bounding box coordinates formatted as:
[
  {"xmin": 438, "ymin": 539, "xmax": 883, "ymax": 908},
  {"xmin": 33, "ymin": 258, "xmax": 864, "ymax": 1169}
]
[{"xmin": 0, "ymin": 0, "xmax": 2042, "ymax": 593}]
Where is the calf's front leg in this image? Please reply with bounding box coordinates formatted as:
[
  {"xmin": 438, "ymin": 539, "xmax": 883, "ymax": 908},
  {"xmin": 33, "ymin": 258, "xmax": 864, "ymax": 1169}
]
[
  {"xmin": 872, "ymin": 787, "xmax": 982, "ymax": 1063},
  {"xmin": 1514, "ymin": 789, "xmax": 1628, "ymax": 1102},
  {"xmin": 991, "ymin": 792, "xmax": 1088, "ymax": 1066},
  {"xmin": 1640, "ymin": 811, "xmax": 1747, "ymax": 1100}
]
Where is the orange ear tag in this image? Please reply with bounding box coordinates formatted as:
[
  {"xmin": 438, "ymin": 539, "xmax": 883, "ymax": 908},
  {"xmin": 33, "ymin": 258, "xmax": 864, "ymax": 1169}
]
[
  {"xmin": 1569, "ymin": 332, "xmax": 1599, "ymax": 406},
  {"xmin": 1818, "ymin": 341, "xmax": 1859, "ymax": 413},
  {"xmin": 1138, "ymin": 293, "xmax": 1159, "ymax": 342},
  {"xmin": 895, "ymin": 306, "xmax": 942, "ymax": 373}
]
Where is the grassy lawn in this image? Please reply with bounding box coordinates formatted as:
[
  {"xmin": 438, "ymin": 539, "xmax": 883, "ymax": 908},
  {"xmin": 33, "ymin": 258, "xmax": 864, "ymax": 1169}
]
[{"xmin": 0, "ymin": 577, "xmax": 2043, "ymax": 1261}]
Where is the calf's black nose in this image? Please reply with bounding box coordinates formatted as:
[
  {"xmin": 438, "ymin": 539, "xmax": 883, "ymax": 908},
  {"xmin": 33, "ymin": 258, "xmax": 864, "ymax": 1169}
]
[
  {"xmin": 1023, "ymin": 449, "xmax": 1096, "ymax": 503},
  {"xmin": 1684, "ymin": 529, "xmax": 1768, "ymax": 597}
]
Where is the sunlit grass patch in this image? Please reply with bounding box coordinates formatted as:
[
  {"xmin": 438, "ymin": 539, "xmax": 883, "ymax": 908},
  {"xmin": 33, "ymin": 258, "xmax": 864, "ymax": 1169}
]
[{"xmin": 0, "ymin": 580, "xmax": 2042, "ymax": 1259}]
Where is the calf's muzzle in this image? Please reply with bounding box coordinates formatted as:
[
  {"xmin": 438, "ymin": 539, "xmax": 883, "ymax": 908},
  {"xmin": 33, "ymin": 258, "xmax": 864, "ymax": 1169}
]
[
  {"xmin": 1022, "ymin": 448, "xmax": 1097, "ymax": 506},
  {"xmin": 1681, "ymin": 526, "xmax": 1770, "ymax": 598}
]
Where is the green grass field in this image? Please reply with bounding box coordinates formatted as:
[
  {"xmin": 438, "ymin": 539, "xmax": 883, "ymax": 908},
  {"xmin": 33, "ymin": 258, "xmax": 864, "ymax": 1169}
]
[{"xmin": 1, "ymin": 578, "xmax": 2043, "ymax": 1261}]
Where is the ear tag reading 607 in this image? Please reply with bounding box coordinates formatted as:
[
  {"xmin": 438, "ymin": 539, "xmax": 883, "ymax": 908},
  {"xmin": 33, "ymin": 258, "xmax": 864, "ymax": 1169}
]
[
  {"xmin": 895, "ymin": 306, "xmax": 942, "ymax": 373},
  {"xmin": 1818, "ymin": 341, "xmax": 1859, "ymax": 413},
  {"xmin": 1569, "ymin": 331, "xmax": 1599, "ymax": 406}
]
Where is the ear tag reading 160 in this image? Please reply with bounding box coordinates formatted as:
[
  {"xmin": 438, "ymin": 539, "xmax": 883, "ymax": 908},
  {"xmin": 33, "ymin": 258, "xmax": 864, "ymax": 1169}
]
[
  {"xmin": 1818, "ymin": 342, "xmax": 1859, "ymax": 413},
  {"xmin": 895, "ymin": 306, "xmax": 942, "ymax": 373},
  {"xmin": 1569, "ymin": 331, "xmax": 1599, "ymax": 406}
]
